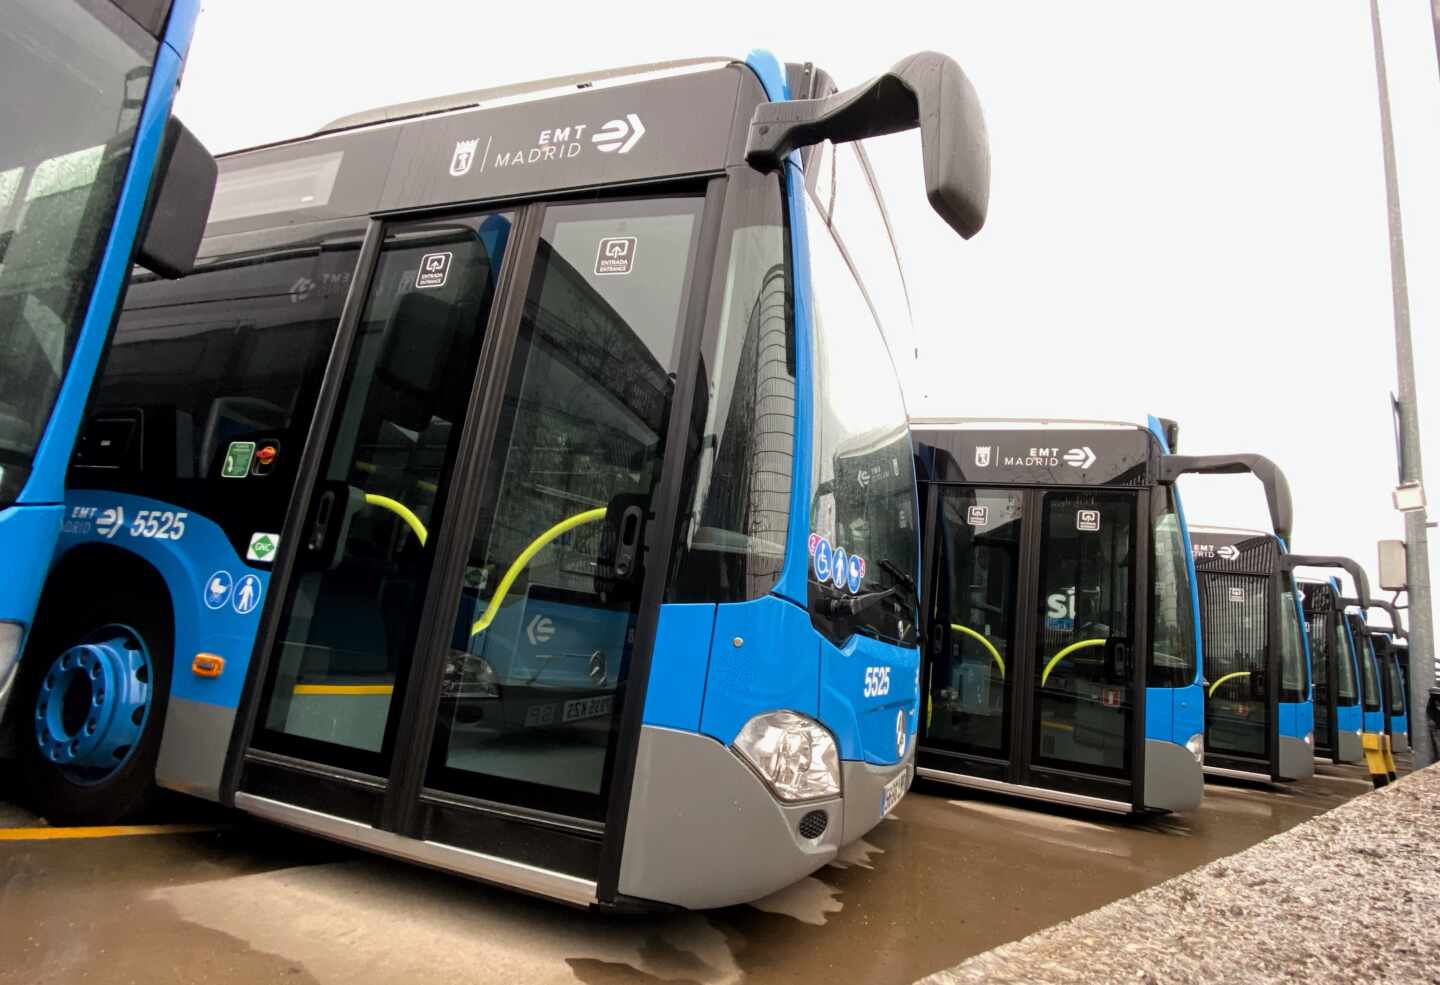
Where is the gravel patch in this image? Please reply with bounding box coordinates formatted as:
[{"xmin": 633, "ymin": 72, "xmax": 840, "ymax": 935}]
[{"xmin": 919, "ymin": 765, "xmax": 1440, "ymax": 985}]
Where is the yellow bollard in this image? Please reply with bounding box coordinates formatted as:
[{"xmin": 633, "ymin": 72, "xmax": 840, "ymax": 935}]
[
  {"xmin": 1383, "ymin": 733, "xmax": 1398, "ymax": 781},
  {"xmin": 1362, "ymin": 732, "xmax": 1390, "ymax": 788}
]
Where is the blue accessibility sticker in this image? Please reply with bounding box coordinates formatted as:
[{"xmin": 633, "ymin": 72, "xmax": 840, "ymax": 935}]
[
  {"xmin": 847, "ymin": 553, "xmax": 866, "ymax": 593},
  {"xmin": 832, "ymin": 547, "xmax": 849, "ymax": 590},
  {"xmin": 203, "ymin": 570, "xmax": 233, "ymax": 610},
  {"xmin": 813, "ymin": 536, "xmax": 833, "ymax": 583},
  {"xmin": 233, "ymin": 573, "xmax": 263, "ymax": 615}
]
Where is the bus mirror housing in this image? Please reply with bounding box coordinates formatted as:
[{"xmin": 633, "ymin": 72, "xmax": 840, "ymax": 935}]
[
  {"xmin": 1280, "ymin": 555, "xmax": 1371, "ymax": 610},
  {"xmin": 1158, "ymin": 454, "xmax": 1294, "ymax": 547},
  {"xmin": 745, "ymin": 51, "xmax": 990, "ymax": 239},
  {"xmin": 137, "ymin": 117, "xmax": 218, "ymax": 279},
  {"xmin": 1366, "ymin": 598, "xmax": 1407, "ymax": 639}
]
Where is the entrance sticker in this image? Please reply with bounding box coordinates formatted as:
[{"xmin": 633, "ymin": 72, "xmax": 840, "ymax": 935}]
[
  {"xmin": 222, "ymin": 441, "xmax": 256, "ymax": 478},
  {"xmin": 247, "ymin": 532, "xmax": 280, "ymax": 563},
  {"xmin": 416, "ymin": 251, "xmax": 452, "ymax": 289},
  {"xmin": 204, "ymin": 570, "xmax": 234, "ymax": 610},
  {"xmin": 1076, "ymin": 509, "xmax": 1101, "ymax": 532},
  {"xmin": 966, "ymin": 505, "xmax": 988, "ymax": 527},
  {"xmin": 233, "ymin": 574, "xmax": 263, "ymax": 615},
  {"xmin": 1228, "ymin": 587, "xmax": 1246, "ymax": 603},
  {"xmin": 595, "ymin": 236, "xmax": 636, "ymax": 275}
]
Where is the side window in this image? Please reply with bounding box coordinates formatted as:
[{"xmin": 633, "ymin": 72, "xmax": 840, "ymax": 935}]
[
  {"xmin": 829, "ymin": 142, "xmax": 914, "ymax": 363},
  {"xmin": 1279, "ymin": 581, "xmax": 1309, "ymax": 700},
  {"xmin": 1150, "ymin": 488, "xmax": 1197, "ymax": 688},
  {"xmin": 669, "ymin": 169, "xmax": 794, "ymax": 603},
  {"xmin": 804, "ymin": 194, "xmax": 917, "ymax": 647},
  {"xmin": 72, "ymin": 230, "xmax": 358, "ymax": 555}
]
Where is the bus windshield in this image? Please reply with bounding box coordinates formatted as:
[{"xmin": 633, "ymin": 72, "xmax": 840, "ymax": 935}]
[
  {"xmin": 1150, "ymin": 491, "xmax": 1196, "ymax": 687},
  {"xmin": 0, "ymin": 0, "xmax": 157, "ymax": 503},
  {"xmin": 1278, "ymin": 582, "xmax": 1308, "ymax": 701},
  {"xmin": 1333, "ymin": 619, "xmax": 1358, "ymax": 703}
]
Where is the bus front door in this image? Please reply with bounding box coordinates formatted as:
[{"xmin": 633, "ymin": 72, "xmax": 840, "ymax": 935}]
[
  {"xmin": 1199, "ymin": 572, "xmax": 1277, "ymax": 778},
  {"xmin": 921, "ymin": 486, "xmax": 1142, "ymax": 809},
  {"xmin": 235, "ymin": 193, "xmax": 708, "ymax": 901}
]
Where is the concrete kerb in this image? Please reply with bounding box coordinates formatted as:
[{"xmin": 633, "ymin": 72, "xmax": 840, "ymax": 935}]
[{"xmin": 917, "ymin": 764, "xmax": 1440, "ymax": 985}]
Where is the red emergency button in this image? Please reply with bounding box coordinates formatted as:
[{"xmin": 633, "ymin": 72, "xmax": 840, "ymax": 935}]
[{"xmin": 256, "ymin": 445, "xmax": 277, "ymax": 465}]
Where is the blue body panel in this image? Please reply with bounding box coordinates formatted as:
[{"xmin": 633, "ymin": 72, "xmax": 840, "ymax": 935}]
[
  {"xmin": 640, "ymin": 603, "xmax": 717, "ymax": 731},
  {"xmin": 56, "ymin": 491, "xmax": 266, "ymax": 710},
  {"xmin": 1144, "ymin": 416, "xmax": 1205, "ymax": 748},
  {"xmin": 1336, "ymin": 702, "xmax": 1362, "ymax": 734},
  {"xmin": 700, "ymin": 594, "xmax": 821, "ymax": 745},
  {"xmin": 3, "ymin": 1, "xmax": 203, "ymax": 661}
]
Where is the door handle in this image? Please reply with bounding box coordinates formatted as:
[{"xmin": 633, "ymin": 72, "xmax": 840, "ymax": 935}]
[{"xmin": 308, "ymin": 489, "xmax": 336, "ymax": 552}]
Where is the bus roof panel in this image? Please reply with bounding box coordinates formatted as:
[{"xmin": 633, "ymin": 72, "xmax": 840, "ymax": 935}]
[{"xmin": 208, "ymin": 66, "xmax": 754, "ymax": 237}]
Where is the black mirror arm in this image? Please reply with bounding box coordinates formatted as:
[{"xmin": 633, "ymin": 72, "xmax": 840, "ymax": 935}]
[
  {"xmin": 1159, "ymin": 453, "xmax": 1294, "ymax": 546},
  {"xmin": 1281, "ymin": 554, "xmax": 1372, "ymax": 610}
]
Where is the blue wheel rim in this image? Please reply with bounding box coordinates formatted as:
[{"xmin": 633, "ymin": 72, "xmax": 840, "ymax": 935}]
[{"xmin": 33, "ymin": 625, "xmax": 152, "ymax": 784}]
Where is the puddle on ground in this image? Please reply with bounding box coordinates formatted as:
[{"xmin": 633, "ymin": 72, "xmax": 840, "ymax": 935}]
[
  {"xmin": 827, "ymin": 838, "xmax": 883, "ymax": 870},
  {"xmin": 152, "ymin": 859, "xmax": 743, "ymax": 985},
  {"xmin": 745, "ymin": 875, "xmax": 843, "ymax": 926}
]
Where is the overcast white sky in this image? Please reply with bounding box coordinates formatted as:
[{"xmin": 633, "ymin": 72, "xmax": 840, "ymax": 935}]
[{"xmin": 175, "ymin": 0, "xmax": 1437, "ymax": 616}]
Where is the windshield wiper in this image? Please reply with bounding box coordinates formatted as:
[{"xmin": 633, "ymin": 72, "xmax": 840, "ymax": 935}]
[{"xmin": 826, "ymin": 558, "xmax": 917, "ymax": 618}]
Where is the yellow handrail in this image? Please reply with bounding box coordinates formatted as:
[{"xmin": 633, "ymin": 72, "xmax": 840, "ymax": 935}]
[
  {"xmin": 1039, "ymin": 638, "xmax": 1106, "ymax": 687},
  {"xmin": 470, "ymin": 507, "xmax": 608, "ymax": 637},
  {"xmin": 363, "ymin": 494, "xmax": 428, "ymax": 546},
  {"xmin": 1208, "ymin": 670, "xmax": 1251, "ymax": 698},
  {"xmin": 950, "ymin": 623, "xmax": 1005, "ymax": 677}
]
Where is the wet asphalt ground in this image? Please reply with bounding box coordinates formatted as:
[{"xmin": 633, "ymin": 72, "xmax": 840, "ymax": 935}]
[{"xmin": 0, "ymin": 761, "xmax": 1387, "ymax": 985}]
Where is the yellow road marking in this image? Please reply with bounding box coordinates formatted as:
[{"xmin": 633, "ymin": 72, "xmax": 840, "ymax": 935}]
[
  {"xmin": 293, "ymin": 684, "xmax": 394, "ymax": 695},
  {"xmin": 0, "ymin": 823, "xmax": 218, "ymax": 841}
]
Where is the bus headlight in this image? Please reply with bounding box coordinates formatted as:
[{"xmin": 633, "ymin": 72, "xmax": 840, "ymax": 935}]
[
  {"xmin": 733, "ymin": 711, "xmax": 841, "ymax": 802},
  {"xmin": 1184, "ymin": 733, "xmax": 1205, "ymax": 764},
  {"xmin": 1303, "ymin": 731, "xmax": 1313, "ymax": 747}
]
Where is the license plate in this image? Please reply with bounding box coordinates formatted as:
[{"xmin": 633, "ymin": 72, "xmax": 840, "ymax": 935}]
[
  {"xmin": 561, "ymin": 695, "xmax": 613, "ymax": 723},
  {"xmin": 880, "ymin": 771, "xmax": 907, "ymax": 817}
]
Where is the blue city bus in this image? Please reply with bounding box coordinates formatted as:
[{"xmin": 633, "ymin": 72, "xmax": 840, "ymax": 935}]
[
  {"xmin": 10, "ymin": 52, "xmax": 992, "ymax": 910},
  {"xmin": 1364, "ymin": 601, "xmax": 1410, "ymax": 754},
  {"xmin": 0, "ymin": 0, "xmax": 215, "ymax": 725},
  {"xmin": 1191, "ymin": 529, "xmax": 1367, "ymax": 783},
  {"xmin": 907, "ymin": 417, "xmax": 1285, "ymax": 813},
  {"xmin": 1342, "ymin": 603, "xmax": 1402, "ymax": 783},
  {"xmin": 1298, "ymin": 577, "xmax": 1365, "ymax": 764}
]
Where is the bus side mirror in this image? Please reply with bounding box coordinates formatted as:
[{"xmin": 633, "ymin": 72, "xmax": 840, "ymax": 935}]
[
  {"xmin": 137, "ymin": 117, "xmax": 218, "ymax": 279},
  {"xmin": 745, "ymin": 51, "xmax": 990, "ymax": 239},
  {"xmin": 1280, "ymin": 555, "xmax": 1372, "ymax": 610},
  {"xmin": 1159, "ymin": 453, "xmax": 1294, "ymax": 547}
]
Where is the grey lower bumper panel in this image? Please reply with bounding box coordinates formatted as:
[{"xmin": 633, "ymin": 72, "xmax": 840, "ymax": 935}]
[
  {"xmin": 156, "ymin": 697, "xmax": 238, "ymax": 801},
  {"xmin": 618, "ymin": 726, "xmax": 907, "ymax": 910},
  {"xmin": 1337, "ymin": 729, "xmax": 1363, "ymax": 764},
  {"xmin": 1278, "ymin": 735, "xmax": 1315, "ymax": 780},
  {"xmin": 1143, "ymin": 738, "xmax": 1203, "ymax": 812},
  {"xmin": 1393, "ymin": 731, "xmax": 1410, "ymax": 754}
]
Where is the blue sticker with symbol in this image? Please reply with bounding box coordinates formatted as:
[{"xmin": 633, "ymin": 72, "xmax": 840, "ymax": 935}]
[
  {"xmin": 832, "ymin": 547, "xmax": 848, "ymax": 590},
  {"xmin": 847, "ymin": 553, "xmax": 866, "ymax": 593},
  {"xmin": 203, "ymin": 570, "xmax": 233, "ymax": 610},
  {"xmin": 813, "ymin": 537, "xmax": 833, "ymax": 583},
  {"xmin": 232, "ymin": 573, "xmax": 263, "ymax": 615}
]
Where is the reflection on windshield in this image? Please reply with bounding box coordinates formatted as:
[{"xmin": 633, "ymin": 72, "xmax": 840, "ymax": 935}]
[{"xmin": 0, "ymin": 0, "xmax": 155, "ymax": 502}]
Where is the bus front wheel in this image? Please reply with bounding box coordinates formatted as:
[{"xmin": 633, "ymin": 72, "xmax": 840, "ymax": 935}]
[{"xmin": 17, "ymin": 593, "xmax": 172, "ymax": 825}]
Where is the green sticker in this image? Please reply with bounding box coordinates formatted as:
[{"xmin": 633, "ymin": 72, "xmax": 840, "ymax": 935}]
[
  {"xmin": 247, "ymin": 532, "xmax": 279, "ymax": 561},
  {"xmin": 222, "ymin": 441, "xmax": 256, "ymax": 478}
]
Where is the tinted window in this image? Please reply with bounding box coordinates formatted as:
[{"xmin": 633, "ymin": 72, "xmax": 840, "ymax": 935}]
[
  {"xmin": 1032, "ymin": 491, "xmax": 1133, "ymax": 775},
  {"xmin": 804, "ymin": 194, "xmax": 918, "ymax": 647},
  {"xmin": 669, "ymin": 170, "xmax": 793, "ymax": 602},
  {"xmin": 75, "ymin": 229, "xmax": 359, "ymax": 556},
  {"xmin": 1279, "ymin": 581, "xmax": 1308, "ymax": 701},
  {"xmin": 923, "ymin": 487, "xmax": 1022, "ymax": 760},
  {"xmin": 0, "ymin": 0, "xmax": 157, "ymax": 503},
  {"xmin": 828, "ymin": 142, "xmax": 913, "ymax": 362},
  {"xmin": 1150, "ymin": 489, "xmax": 1196, "ymax": 688},
  {"xmin": 1357, "ymin": 622, "xmax": 1382, "ymax": 712},
  {"xmin": 1387, "ymin": 652, "xmax": 1406, "ymax": 715},
  {"xmin": 1334, "ymin": 618, "xmax": 1359, "ymax": 703}
]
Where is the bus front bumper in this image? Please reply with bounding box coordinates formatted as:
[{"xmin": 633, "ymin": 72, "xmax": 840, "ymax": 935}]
[
  {"xmin": 1143, "ymin": 738, "xmax": 1204, "ymax": 812},
  {"xmin": 617, "ymin": 724, "xmax": 911, "ymax": 910},
  {"xmin": 0, "ymin": 503, "xmax": 65, "ymax": 731}
]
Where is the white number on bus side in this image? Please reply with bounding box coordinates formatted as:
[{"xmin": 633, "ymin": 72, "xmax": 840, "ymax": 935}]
[
  {"xmin": 129, "ymin": 510, "xmax": 187, "ymax": 540},
  {"xmin": 863, "ymin": 666, "xmax": 891, "ymax": 698}
]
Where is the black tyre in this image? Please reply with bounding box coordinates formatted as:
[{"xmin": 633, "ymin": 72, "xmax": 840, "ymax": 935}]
[{"xmin": 16, "ymin": 590, "xmax": 172, "ymax": 825}]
